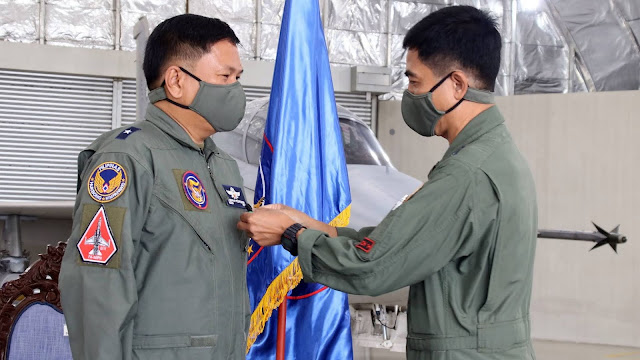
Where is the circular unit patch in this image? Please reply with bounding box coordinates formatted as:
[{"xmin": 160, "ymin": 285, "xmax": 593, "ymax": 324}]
[
  {"xmin": 88, "ymin": 162, "xmax": 128, "ymax": 203},
  {"xmin": 182, "ymin": 171, "xmax": 208, "ymax": 210}
]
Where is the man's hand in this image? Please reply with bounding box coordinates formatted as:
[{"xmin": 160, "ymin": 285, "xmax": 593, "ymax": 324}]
[
  {"xmin": 262, "ymin": 204, "xmax": 338, "ymax": 237},
  {"xmin": 237, "ymin": 208, "xmax": 296, "ymax": 246},
  {"xmin": 263, "ymin": 204, "xmax": 312, "ymax": 225}
]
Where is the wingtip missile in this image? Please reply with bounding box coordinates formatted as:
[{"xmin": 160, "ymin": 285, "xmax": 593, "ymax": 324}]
[
  {"xmin": 589, "ymin": 222, "xmax": 627, "ymax": 254},
  {"xmin": 537, "ymin": 223, "xmax": 627, "ymax": 253}
]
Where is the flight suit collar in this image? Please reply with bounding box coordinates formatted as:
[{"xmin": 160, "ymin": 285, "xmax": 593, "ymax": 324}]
[
  {"xmin": 145, "ymin": 103, "xmax": 220, "ymax": 157},
  {"xmin": 443, "ymin": 105, "xmax": 504, "ymax": 160}
]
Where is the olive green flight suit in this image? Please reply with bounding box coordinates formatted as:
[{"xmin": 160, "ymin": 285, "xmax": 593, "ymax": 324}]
[
  {"xmin": 297, "ymin": 106, "xmax": 538, "ymax": 360},
  {"xmin": 59, "ymin": 104, "xmax": 250, "ymax": 360}
]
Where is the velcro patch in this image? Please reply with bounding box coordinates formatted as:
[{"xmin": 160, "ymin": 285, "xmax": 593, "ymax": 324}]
[
  {"xmin": 223, "ymin": 185, "xmax": 247, "ymax": 209},
  {"xmin": 355, "ymin": 237, "xmax": 375, "ymax": 253},
  {"xmin": 77, "ymin": 206, "xmax": 118, "ymax": 264},
  {"xmin": 76, "ymin": 204, "xmax": 125, "ymax": 269},
  {"xmin": 87, "ymin": 161, "xmax": 127, "ymax": 203}
]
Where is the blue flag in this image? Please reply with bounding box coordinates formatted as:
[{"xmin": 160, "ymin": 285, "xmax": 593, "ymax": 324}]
[{"xmin": 245, "ymin": 0, "xmax": 353, "ymax": 358}]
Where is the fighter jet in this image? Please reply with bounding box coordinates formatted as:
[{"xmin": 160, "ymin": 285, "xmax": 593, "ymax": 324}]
[{"xmin": 85, "ymin": 222, "xmax": 108, "ymax": 257}]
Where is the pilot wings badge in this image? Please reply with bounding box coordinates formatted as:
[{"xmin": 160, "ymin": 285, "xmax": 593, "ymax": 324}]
[
  {"xmin": 223, "ymin": 185, "xmax": 247, "ymax": 209},
  {"xmin": 77, "ymin": 206, "xmax": 117, "ymax": 264}
]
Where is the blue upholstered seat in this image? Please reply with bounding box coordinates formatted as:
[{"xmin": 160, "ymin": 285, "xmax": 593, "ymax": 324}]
[{"xmin": 7, "ymin": 302, "xmax": 72, "ymax": 360}]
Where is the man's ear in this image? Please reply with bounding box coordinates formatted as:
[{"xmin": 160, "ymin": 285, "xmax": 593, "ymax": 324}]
[
  {"xmin": 163, "ymin": 65, "xmax": 184, "ymax": 99},
  {"xmin": 450, "ymin": 71, "xmax": 469, "ymax": 100}
]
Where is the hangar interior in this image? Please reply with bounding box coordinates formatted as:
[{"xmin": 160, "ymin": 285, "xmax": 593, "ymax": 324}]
[{"xmin": 1, "ymin": 0, "xmax": 639, "ymax": 359}]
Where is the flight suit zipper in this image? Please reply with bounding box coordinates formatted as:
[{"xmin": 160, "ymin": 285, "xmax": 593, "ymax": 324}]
[
  {"xmin": 201, "ymin": 148, "xmax": 238, "ymax": 351},
  {"xmin": 200, "ymin": 149, "xmax": 215, "ymax": 179}
]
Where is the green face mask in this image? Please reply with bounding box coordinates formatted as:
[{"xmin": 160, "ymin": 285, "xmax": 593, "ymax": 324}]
[
  {"xmin": 401, "ymin": 72, "xmax": 495, "ymax": 137},
  {"xmin": 148, "ymin": 67, "xmax": 247, "ymax": 132}
]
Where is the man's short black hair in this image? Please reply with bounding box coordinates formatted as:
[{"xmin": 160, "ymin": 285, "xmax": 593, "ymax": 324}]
[
  {"xmin": 403, "ymin": 6, "xmax": 501, "ymax": 91},
  {"xmin": 143, "ymin": 14, "xmax": 240, "ymax": 90}
]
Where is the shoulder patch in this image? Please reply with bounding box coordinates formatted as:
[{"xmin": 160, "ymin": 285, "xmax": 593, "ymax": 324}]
[
  {"xmin": 77, "ymin": 206, "xmax": 118, "ymax": 265},
  {"xmin": 355, "ymin": 237, "xmax": 375, "ymax": 253},
  {"xmin": 88, "ymin": 162, "xmax": 128, "ymax": 203},
  {"xmin": 183, "ymin": 171, "xmax": 208, "ymax": 210},
  {"xmin": 116, "ymin": 127, "xmax": 141, "ymax": 139}
]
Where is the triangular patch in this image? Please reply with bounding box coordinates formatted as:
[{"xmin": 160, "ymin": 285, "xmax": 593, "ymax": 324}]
[{"xmin": 77, "ymin": 206, "xmax": 118, "ymax": 264}]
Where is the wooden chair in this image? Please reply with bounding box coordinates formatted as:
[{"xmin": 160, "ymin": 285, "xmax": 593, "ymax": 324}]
[{"xmin": 0, "ymin": 242, "xmax": 72, "ymax": 360}]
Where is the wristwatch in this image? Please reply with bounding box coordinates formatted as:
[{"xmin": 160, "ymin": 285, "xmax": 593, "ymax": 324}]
[{"xmin": 281, "ymin": 223, "xmax": 307, "ymax": 256}]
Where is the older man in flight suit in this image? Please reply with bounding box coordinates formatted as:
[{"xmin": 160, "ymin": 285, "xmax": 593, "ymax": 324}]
[
  {"xmin": 239, "ymin": 6, "xmax": 538, "ymax": 360},
  {"xmin": 60, "ymin": 14, "xmax": 250, "ymax": 360}
]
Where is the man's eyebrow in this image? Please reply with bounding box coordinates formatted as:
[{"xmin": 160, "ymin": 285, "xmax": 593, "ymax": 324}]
[
  {"xmin": 223, "ymin": 65, "xmax": 244, "ymax": 74},
  {"xmin": 405, "ymin": 70, "xmax": 416, "ymax": 78}
]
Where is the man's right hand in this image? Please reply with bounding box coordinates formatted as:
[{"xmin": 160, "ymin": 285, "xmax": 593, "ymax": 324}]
[{"xmin": 263, "ymin": 204, "xmax": 337, "ymax": 237}]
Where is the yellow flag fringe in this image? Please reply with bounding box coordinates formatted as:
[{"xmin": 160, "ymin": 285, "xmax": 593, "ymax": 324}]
[
  {"xmin": 245, "ymin": 204, "xmax": 351, "ymax": 354},
  {"xmin": 246, "ymin": 257, "xmax": 303, "ymax": 353}
]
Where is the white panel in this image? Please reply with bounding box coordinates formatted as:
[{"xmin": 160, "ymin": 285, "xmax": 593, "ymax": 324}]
[
  {"xmin": 0, "ymin": 69, "xmax": 114, "ymax": 201},
  {"xmin": 121, "ymin": 79, "xmax": 137, "ymax": 126}
]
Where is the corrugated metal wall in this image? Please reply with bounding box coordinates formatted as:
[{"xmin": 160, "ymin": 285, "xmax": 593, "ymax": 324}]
[
  {"xmin": 0, "ymin": 69, "xmax": 373, "ymax": 201},
  {"xmin": 0, "ymin": 70, "xmax": 114, "ymax": 201}
]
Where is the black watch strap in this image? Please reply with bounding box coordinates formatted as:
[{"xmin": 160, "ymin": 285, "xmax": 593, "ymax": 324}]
[{"xmin": 281, "ymin": 223, "xmax": 306, "ymax": 256}]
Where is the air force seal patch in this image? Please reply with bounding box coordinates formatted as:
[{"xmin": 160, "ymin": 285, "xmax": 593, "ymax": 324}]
[
  {"xmin": 223, "ymin": 185, "xmax": 247, "ymax": 209},
  {"xmin": 88, "ymin": 162, "xmax": 127, "ymax": 203},
  {"xmin": 77, "ymin": 206, "xmax": 117, "ymax": 264},
  {"xmin": 183, "ymin": 171, "xmax": 208, "ymax": 210}
]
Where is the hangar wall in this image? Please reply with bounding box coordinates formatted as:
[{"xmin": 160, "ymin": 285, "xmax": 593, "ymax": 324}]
[{"xmin": 377, "ymin": 90, "xmax": 640, "ymax": 348}]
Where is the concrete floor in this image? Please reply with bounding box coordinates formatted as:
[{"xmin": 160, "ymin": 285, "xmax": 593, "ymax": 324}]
[{"xmin": 358, "ymin": 340, "xmax": 640, "ymax": 360}]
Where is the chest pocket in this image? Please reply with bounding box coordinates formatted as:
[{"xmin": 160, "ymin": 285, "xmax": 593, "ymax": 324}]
[
  {"xmin": 206, "ymin": 153, "xmax": 249, "ymax": 251},
  {"xmin": 148, "ymin": 145, "xmax": 218, "ymax": 251}
]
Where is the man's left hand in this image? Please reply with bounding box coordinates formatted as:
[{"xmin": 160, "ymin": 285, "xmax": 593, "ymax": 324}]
[{"xmin": 237, "ymin": 208, "xmax": 296, "ymax": 246}]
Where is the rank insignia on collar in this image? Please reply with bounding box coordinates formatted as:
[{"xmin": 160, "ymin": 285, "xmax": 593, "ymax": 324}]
[
  {"xmin": 183, "ymin": 171, "xmax": 208, "ymax": 210},
  {"xmin": 223, "ymin": 185, "xmax": 247, "ymax": 209},
  {"xmin": 116, "ymin": 127, "xmax": 140, "ymax": 139},
  {"xmin": 77, "ymin": 206, "xmax": 118, "ymax": 264},
  {"xmin": 88, "ymin": 162, "xmax": 127, "ymax": 203}
]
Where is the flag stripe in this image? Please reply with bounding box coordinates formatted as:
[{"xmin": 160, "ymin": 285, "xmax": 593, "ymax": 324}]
[{"xmin": 286, "ymin": 286, "xmax": 328, "ymax": 300}]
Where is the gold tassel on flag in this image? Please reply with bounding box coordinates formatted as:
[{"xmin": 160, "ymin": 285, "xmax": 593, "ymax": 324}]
[{"xmin": 245, "ymin": 205, "xmax": 351, "ymax": 353}]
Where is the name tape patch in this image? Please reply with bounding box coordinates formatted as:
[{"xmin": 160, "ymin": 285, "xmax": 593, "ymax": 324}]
[{"xmin": 223, "ymin": 185, "xmax": 247, "ymax": 209}]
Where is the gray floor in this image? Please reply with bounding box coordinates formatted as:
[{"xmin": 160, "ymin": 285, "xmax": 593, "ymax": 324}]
[{"xmin": 359, "ymin": 340, "xmax": 640, "ymax": 360}]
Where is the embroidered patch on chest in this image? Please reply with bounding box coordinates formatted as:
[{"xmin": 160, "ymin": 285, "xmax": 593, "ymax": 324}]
[
  {"xmin": 88, "ymin": 162, "xmax": 128, "ymax": 203},
  {"xmin": 223, "ymin": 185, "xmax": 247, "ymax": 209},
  {"xmin": 182, "ymin": 171, "xmax": 208, "ymax": 210},
  {"xmin": 77, "ymin": 206, "xmax": 118, "ymax": 264},
  {"xmin": 355, "ymin": 237, "xmax": 375, "ymax": 253}
]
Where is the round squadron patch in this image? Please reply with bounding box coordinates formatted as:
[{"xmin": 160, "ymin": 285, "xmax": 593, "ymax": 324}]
[
  {"xmin": 182, "ymin": 171, "xmax": 208, "ymax": 210},
  {"xmin": 88, "ymin": 162, "xmax": 127, "ymax": 203}
]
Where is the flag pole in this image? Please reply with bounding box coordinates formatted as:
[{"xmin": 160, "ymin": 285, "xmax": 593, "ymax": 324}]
[{"xmin": 276, "ymin": 302, "xmax": 287, "ymax": 359}]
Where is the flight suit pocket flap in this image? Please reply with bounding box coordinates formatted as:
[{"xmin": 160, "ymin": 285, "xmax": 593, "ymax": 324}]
[
  {"xmin": 477, "ymin": 317, "xmax": 528, "ymax": 352},
  {"xmin": 132, "ymin": 334, "xmax": 218, "ymax": 349}
]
